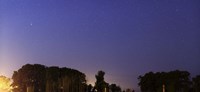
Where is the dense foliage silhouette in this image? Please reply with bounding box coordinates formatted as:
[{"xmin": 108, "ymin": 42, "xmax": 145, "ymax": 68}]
[{"xmin": 138, "ymin": 70, "xmax": 200, "ymax": 92}]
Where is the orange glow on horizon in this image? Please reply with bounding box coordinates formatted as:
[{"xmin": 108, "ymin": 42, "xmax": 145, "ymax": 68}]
[{"xmin": 0, "ymin": 75, "xmax": 12, "ymax": 92}]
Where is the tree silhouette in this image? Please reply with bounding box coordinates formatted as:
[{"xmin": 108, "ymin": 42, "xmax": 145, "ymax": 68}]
[
  {"xmin": 95, "ymin": 71, "xmax": 109, "ymax": 92},
  {"xmin": 109, "ymin": 84, "xmax": 121, "ymax": 92},
  {"xmin": 87, "ymin": 84, "xmax": 93, "ymax": 92},
  {"xmin": 192, "ymin": 75, "xmax": 200, "ymax": 92},
  {"xmin": 12, "ymin": 64, "xmax": 86, "ymax": 92},
  {"xmin": 12, "ymin": 64, "xmax": 46, "ymax": 92},
  {"xmin": 138, "ymin": 70, "xmax": 191, "ymax": 92}
]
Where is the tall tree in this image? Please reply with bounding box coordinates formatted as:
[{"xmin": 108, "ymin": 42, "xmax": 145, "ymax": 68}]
[
  {"xmin": 95, "ymin": 71, "xmax": 109, "ymax": 92},
  {"xmin": 12, "ymin": 64, "xmax": 86, "ymax": 92},
  {"xmin": 46, "ymin": 66, "xmax": 60, "ymax": 92},
  {"xmin": 12, "ymin": 64, "xmax": 46, "ymax": 92}
]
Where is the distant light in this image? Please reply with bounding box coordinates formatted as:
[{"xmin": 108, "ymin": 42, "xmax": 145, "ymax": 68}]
[
  {"xmin": 0, "ymin": 76, "xmax": 12, "ymax": 92},
  {"xmin": 30, "ymin": 22, "xmax": 33, "ymax": 26}
]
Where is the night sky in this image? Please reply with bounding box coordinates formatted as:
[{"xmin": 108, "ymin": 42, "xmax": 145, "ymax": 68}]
[{"xmin": 0, "ymin": 0, "xmax": 200, "ymax": 91}]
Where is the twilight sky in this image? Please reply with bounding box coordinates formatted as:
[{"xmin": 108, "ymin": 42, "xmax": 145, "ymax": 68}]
[{"xmin": 0, "ymin": 0, "xmax": 200, "ymax": 91}]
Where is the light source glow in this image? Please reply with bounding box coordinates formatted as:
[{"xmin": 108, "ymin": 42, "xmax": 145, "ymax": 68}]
[{"xmin": 0, "ymin": 76, "xmax": 12, "ymax": 92}]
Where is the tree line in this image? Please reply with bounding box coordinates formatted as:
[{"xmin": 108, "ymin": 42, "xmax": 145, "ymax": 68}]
[
  {"xmin": 11, "ymin": 64, "xmax": 133, "ymax": 92},
  {"xmin": 138, "ymin": 70, "xmax": 200, "ymax": 92},
  {"xmin": 12, "ymin": 64, "xmax": 200, "ymax": 92},
  {"xmin": 12, "ymin": 64, "xmax": 86, "ymax": 92}
]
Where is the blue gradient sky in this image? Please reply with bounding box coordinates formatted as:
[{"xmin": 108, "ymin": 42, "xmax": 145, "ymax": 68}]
[{"xmin": 0, "ymin": 0, "xmax": 200, "ymax": 91}]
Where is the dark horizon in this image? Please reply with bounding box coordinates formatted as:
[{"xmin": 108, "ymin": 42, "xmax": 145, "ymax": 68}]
[
  {"xmin": 1, "ymin": 63, "xmax": 200, "ymax": 92},
  {"xmin": 1, "ymin": 0, "xmax": 200, "ymax": 91}
]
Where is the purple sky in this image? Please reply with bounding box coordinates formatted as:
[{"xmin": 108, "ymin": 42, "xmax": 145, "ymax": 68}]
[{"xmin": 0, "ymin": 0, "xmax": 200, "ymax": 91}]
